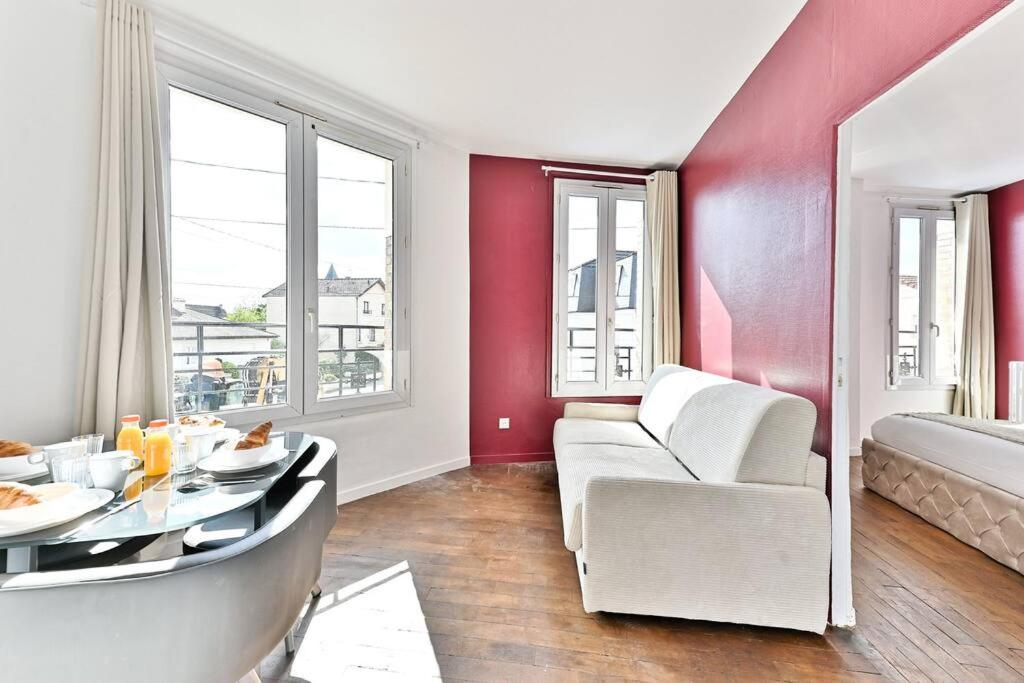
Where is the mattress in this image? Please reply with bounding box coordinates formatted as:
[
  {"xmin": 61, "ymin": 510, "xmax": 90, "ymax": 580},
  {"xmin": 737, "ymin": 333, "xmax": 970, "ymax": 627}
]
[{"xmin": 871, "ymin": 414, "xmax": 1024, "ymax": 498}]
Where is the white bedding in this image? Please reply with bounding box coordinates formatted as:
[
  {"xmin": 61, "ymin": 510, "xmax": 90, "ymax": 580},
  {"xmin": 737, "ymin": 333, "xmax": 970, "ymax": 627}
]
[{"xmin": 871, "ymin": 414, "xmax": 1024, "ymax": 498}]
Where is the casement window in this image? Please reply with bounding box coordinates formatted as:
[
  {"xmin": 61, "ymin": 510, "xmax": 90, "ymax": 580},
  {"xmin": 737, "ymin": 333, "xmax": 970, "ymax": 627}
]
[
  {"xmin": 551, "ymin": 179, "xmax": 652, "ymax": 397},
  {"xmin": 160, "ymin": 63, "xmax": 410, "ymax": 424},
  {"xmin": 889, "ymin": 207, "xmax": 958, "ymax": 389}
]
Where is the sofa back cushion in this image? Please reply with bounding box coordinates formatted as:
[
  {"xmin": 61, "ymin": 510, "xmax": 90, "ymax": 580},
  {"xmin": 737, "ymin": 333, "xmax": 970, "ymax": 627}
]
[
  {"xmin": 666, "ymin": 379, "xmax": 816, "ymax": 486},
  {"xmin": 638, "ymin": 365, "xmax": 732, "ymax": 446}
]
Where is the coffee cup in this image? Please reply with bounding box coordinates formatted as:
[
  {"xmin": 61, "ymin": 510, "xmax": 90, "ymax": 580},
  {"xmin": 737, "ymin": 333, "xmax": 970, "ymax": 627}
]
[{"xmin": 88, "ymin": 450, "xmax": 142, "ymax": 491}]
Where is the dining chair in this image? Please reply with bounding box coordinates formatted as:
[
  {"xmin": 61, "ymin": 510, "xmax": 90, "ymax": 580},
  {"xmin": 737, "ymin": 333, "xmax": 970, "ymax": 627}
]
[
  {"xmin": 182, "ymin": 437, "xmax": 337, "ymax": 560},
  {"xmin": 0, "ymin": 480, "xmax": 327, "ymax": 683}
]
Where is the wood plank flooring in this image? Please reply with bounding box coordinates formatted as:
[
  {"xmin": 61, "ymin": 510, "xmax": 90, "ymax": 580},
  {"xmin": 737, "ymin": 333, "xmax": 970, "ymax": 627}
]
[{"xmin": 260, "ymin": 458, "xmax": 1024, "ymax": 681}]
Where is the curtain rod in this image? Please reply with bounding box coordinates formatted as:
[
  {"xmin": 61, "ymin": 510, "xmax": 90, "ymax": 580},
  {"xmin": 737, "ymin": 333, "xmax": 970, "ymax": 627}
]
[
  {"xmin": 886, "ymin": 195, "xmax": 968, "ymax": 204},
  {"xmin": 541, "ymin": 165, "xmax": 654, "ymax": 181}
]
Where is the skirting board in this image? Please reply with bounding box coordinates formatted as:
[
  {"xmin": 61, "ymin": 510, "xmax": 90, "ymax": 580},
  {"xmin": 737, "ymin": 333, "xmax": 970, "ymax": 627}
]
[
  {"xmin": 470, "ymin": 451, "xmax": 555, "ymax": 465},
  {"xmin": 337, "ymin": 456, "xmax": 469, "ymax": 505}
]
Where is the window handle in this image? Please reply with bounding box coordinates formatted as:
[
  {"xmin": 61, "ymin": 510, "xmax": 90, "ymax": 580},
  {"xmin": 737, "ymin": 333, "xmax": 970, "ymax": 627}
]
[
  {"xmin": 931, "ymin": 322, "xmax": 940, "ymax": 338},
  {"xmin": 307, "ymin": 307, "xmax": 316, "ymax": 333}
]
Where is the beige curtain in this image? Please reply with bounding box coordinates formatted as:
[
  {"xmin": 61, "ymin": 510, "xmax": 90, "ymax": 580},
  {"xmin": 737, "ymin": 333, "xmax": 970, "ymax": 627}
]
[
  {"xmin": 952, "ymin": 194, "xmax": 995, "ymax": 419},
  {"xmin": 647, "ymin": 170, "xmax": 681, "ymax": 366},
  {"xmin": 77, "ymin": 0, "xmax": 171, "ymax": 437}
]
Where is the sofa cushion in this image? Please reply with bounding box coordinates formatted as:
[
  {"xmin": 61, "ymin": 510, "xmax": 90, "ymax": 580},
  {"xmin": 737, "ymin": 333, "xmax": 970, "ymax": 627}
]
[
  {"xmin": 553, "ymin": 418, "xmax": 660, "ymax": 451},
  {"xmin": 667, "ymin": 381, "xmax": 815, "ymax": 486},
  {"xmin": 638, "ymin": 365, "xmax": 732, "ymax": 446},
  {"xmin": 555, "ymin": 443, "xmax": 694, "ymax": 551}
]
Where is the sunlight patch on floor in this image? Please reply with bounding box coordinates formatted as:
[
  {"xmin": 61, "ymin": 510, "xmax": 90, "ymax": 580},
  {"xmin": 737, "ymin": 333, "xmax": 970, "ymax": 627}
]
[{"xmin": 273, "ymin": 561, "xmax": 441, "ymax": 681}]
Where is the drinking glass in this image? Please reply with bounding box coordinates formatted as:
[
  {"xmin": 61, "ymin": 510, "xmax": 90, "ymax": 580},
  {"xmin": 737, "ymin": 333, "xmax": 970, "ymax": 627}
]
[
  {"xmin": 173, "ymin": 439, "xmax": 199, "ymax": 474},
  {"xmin": 43, "ymin": 441, "xmax": 93, "ymax": 487},
  {"xmin": 73, "ymin": 433, "xmax": 105, "ymax": 455}
]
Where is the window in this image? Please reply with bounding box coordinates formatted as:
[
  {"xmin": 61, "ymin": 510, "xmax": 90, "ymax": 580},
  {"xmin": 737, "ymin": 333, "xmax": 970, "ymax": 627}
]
[
  {"xmin": 161, "ymin": 64, "xmax": 410, "ymax": 424},
  {"xmin": 551, "ymin": 179, "xmax": 651, "ymax": 396},
  {"xmin": 889, "ymin": 207, "xmax": 958, "ymax": 389}
]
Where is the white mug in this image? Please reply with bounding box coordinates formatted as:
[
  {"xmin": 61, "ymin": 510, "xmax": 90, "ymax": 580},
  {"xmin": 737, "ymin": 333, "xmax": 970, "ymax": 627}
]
[{"xmin": 88, "ymin": 451, "xmax": 142, "ymax": 491}]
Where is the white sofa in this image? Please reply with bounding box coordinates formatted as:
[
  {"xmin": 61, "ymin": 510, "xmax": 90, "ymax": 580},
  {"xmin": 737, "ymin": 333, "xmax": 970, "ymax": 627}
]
[{"xmin": 553, "ymin": 364, "xmax": 831, "ymax": 633}]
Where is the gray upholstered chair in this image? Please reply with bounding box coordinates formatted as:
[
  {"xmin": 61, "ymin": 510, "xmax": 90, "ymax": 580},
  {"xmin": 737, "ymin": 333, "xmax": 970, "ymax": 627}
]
[
  {"xmin": 183, "ymin": 437, "xmax": 337, "ymax": 559},
  {"xmin": 0, "ymin": 480, "xmax": 327, "ymax": 683}
]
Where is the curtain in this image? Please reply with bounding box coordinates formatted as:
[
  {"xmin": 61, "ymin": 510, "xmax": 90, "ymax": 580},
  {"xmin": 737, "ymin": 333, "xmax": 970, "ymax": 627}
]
[
  {"xmin": 952, "ymin": 194, "xmax": 995, "ymax": 419},
  {"xmin": 76, "ymin": 0, "xmax": 171, "ymax": 437},
  {"xmin": 646, "ymin": 170, "xmax": 681, "ymax": 366}
]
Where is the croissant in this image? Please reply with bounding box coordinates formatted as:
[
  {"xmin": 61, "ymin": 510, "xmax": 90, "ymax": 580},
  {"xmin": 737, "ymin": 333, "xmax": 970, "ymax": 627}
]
[
  {"xmin": 235, "ymin": 421, "xmax": 272, "ymax": 450},
  {"xmin": 0, "ymin": 484, "xmax": 40, "ymax": 510},
  {"xmin": 0, "ymin": 440, "xmax": 33, "ymax": 458}
]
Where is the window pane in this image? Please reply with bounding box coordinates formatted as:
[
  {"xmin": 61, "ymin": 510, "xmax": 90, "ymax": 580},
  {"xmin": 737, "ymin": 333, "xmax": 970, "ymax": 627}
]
[
  {"xmin": 169, "ymin": 87, "xmax": 288, "ymax": 416},
  {"xmin": 566, "ymin": 195, "xmax": 598, "ymax": 382},
  {"xmin": 897, "ymin": 217, "xmax": 922, "ymax": 379},
  {"xmin": 613, "ymin": 198, "xmax": 645, "ymax": 382},
  {"xmin": 934, "ymin": 218, "xmax": 957, "ymax": 378},
  {"xmin": 314, "ymin": 135, "xmax": 393, "ymax": 399}
]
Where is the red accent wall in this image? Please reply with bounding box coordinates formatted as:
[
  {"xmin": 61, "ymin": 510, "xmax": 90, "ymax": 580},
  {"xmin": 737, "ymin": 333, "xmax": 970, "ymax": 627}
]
[
  {"xmin": 990, "ymin": 178, "xmax": 1024, "ymax": 418},
  {"xmin": 469, "ymin": 155, "xmax": 650, "ymax": 464},
  {"xmin": 679, "ymin": 0, "xmax": 1008, "ymax": 457}
]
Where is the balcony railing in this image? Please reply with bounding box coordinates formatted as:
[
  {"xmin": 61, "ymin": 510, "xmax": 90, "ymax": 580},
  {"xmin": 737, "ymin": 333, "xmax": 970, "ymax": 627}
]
[
  {"xmin": 566, "ymin": 326, "xmax": 638, "ymax": 382},
  {"xmin": 897, "ymin": 328, "xmax": 919, "ymax": 378},
  {"xmin": 171, "ymin": 319, "xmax": 387, "ymax": 414}
]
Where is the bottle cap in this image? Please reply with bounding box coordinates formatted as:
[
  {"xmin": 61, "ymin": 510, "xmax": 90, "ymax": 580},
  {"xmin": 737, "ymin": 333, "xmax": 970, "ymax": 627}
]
[
  {"xmin": 122, "ymin": 415, "xmax": 141, "ymax": 423},
  {"xmin": 149, "ymin": 419, "xmax": 169, "ymax": 428}
]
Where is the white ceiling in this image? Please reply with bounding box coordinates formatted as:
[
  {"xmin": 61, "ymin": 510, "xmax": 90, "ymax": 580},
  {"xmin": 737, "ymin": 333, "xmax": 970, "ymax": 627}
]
[
  {"xmin": 146, "ymin": 0, "xmax": 806, "ymax": 168},
  {"xmin": 851, "ymin": 4, "xmax": 1024, "ymax": 192}
]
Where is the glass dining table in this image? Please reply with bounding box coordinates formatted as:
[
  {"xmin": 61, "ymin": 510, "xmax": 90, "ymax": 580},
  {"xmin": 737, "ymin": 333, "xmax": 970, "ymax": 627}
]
[{"xmin": 0, "ymin": 431, "xmax": 316, "ymax": 573}]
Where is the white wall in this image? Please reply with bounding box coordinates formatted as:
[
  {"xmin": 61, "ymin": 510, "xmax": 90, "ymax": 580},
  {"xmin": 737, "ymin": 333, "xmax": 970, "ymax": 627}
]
[
  {"xmin": 848, "ymin": 180, "xmax": 954, "ymax": 452},
  {"xmin": 292, "ymin": 141, "xmax": 470, "ymax": 502},
  {"xmin": 0, "ymin": 1, "xmax": 471, "ymax": 502},
  {"xmin": 0, "ymin": 1, "xmax": 98, "ymax": 445}
]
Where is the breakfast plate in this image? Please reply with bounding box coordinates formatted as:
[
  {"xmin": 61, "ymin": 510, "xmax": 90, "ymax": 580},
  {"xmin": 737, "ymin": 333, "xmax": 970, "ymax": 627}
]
[
  {"xmin": 198, "ymin": 441, "xmax": 288, "ymax": 474},
  {"xmin": 0, "ymin": 455, "xmax": 49, "ymax": 482},
  {"xmin": 0, "ymin": 487, "xmax": 115, "ymax": 538}
]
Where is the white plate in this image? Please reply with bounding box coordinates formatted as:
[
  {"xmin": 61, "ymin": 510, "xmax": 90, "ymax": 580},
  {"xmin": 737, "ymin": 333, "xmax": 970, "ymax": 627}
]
[
  {"xmin": 215, "ymin": 428, "xmax": 241, "ymax": 444},
  {"xmin": 0, "ymin": 488, "xmax": 115, "ymax": 538},
  {"xmin": 199, "ymin": 441, "xmax": 288, "ymax": 474},
  {"xmin": 0, "ymin": 455, "xmax": 48, "ymax": 482}
]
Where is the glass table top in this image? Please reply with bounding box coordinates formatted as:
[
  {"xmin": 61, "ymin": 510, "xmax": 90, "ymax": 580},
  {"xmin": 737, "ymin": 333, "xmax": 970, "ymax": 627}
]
[{"xmin": 0, "ymin": 432, "xmax": 314, "ymax": 551}]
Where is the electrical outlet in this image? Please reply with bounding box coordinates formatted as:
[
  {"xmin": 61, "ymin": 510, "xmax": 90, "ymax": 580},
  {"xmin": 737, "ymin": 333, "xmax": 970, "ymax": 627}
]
[{"xmin": 498, "ymin": 417, "xmax": 510, "ymax": 430}]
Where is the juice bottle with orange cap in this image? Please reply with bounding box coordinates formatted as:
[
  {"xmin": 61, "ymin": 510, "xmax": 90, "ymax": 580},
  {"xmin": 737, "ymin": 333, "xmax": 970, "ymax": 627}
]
[
  {"xmin": 143, "ymin": 419, "xmax": 173, "ymax": 477},
  {"xmin": 115, "ymin": 415, "xmax": 145, "ymax": 460}
]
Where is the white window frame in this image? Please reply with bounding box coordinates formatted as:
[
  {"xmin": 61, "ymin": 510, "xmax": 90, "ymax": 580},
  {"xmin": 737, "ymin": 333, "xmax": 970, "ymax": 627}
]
[
  {"xmin": 301, "ymin": 118, "xmax": 411, "ymax": 417},
  {"xmin": 888, "ymin": 206, "xmax": 958, "ymax": 390},
  {"xmin": 551, "ymin": 179, "xmax": 652, "ymax": 397},
  {"xmin": 157, "ymin": 59, "xmax": 412, "ymax": 427}
]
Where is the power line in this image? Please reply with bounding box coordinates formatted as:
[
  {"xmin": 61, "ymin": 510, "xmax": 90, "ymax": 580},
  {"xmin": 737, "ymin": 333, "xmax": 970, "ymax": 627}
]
[
  {"xmin": 170, "ymin": 158, "xmax": 386, "ymax": 184},
  {"xmin": 176, "ymin": 281, "xmax": 268, "ymax": 289},
  {"xmin": 176, "ymin": 216, "xmax": 285, "ymax": 253},
  {"xmin": 172, "ymin": 217, "xmax": 346, "ymax": 270},
  {"xmin": 171, "ymin": 214, "xmax": 387, "ymax": 230}
]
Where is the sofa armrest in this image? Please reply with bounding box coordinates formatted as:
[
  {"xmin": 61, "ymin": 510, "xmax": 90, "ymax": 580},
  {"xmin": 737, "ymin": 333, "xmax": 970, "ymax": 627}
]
[
  {"xmin": 563, "ymin": 402, "xmax": 639, "ymax": 421},
  {"xmin": 581, "ymin": 477, "xmax": 831, "ymax": 632}
]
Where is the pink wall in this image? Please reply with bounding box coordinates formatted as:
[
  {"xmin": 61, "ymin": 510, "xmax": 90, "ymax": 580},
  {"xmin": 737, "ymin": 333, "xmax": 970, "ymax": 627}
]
[
  {"xmin": 469, "ymin": 155, "xmax": 649, "ymax": 464},
  {"xmin": 679, "ymin": 0, "xmax": 1007, "ymax": 457},
  {"xmin": 990, "ymin": 178, "xmax": 1024, "ymax": 418}
]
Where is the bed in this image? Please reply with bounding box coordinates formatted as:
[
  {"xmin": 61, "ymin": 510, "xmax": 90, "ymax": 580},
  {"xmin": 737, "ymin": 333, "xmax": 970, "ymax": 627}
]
[{"xmin": 862, "ymin": 414, "xmax": 1024, "ymax": 575}]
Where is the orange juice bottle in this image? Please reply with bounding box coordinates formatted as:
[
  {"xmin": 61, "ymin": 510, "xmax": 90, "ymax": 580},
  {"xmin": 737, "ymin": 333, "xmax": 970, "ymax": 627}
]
[
  {"xmin": 144, "ymin": 419, "xmax": 173, "ymax": 477},
  {"xmin": 116, "ymin": 415, "xmax": 145, "ymax": 460}
]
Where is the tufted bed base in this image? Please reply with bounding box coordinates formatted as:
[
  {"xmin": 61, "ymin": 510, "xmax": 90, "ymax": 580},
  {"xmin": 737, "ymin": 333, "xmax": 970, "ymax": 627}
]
[{"xmin": 862, "ymin": 438, "xmax": 1024, "ymax": 575}]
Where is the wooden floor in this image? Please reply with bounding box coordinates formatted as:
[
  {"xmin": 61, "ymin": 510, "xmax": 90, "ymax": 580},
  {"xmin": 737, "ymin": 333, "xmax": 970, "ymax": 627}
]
[{"xmin": 259, "ymin": 458, "xmax": 1024, "ymax": 682}]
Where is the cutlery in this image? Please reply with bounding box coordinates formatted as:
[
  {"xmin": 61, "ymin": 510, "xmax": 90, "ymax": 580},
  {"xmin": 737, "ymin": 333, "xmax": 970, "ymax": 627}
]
[
  {"xmin": 54, "ymin": 497, "xmax": 142, "ymax": 541},
  {"xmin": 54, "ymin": 473, "xmax": 172, "ymax": 541}
]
